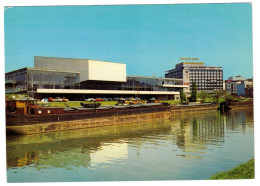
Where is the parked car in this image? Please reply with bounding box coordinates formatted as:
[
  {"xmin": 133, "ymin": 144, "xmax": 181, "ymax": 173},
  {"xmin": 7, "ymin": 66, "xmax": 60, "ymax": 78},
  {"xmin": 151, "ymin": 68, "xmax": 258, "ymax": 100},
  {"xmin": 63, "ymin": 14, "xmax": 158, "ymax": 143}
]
[
  {"xmin": 55, "ymin": 97, "xmax": 63, "ymax": 102},
  {"xmin": 85, "ymin": 98, "xmax": 95, "ymax": 102},
  {"xmin": 113, "ymin": 97, "xmax": 120, "ymax": 101},
  {"xmin": 41, "ymin": 98, "xmax": 49, "ymax": 103},
  {"xmin": 48, "ymin": 97, "xmax": 55, "ymax": 102},
  {"xmin": 102, "ymin": 97, "xmax": 108, "ymax": 101},
  {"xmin": 108, "ymin": 98, "xmax": 113, "ymax": 101},
  {"xmin": 95, "ymin": 98, "xmax": 104, "ymax": 102},
  {"xmin": 62, "ymin": 97, "xmax": 69, "ymax": 102}
]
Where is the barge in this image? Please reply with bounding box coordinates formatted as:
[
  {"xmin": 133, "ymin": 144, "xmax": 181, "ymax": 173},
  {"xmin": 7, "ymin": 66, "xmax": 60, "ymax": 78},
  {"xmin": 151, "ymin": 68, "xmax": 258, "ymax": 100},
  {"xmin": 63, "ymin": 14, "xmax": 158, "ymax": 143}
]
[
  {"xmin": 6, "ymin": 100, "xmax": 171, "ymax": 135},
  {"xmin": 6, "ymin": 99, "xmax": 242, "ymax": 135}
]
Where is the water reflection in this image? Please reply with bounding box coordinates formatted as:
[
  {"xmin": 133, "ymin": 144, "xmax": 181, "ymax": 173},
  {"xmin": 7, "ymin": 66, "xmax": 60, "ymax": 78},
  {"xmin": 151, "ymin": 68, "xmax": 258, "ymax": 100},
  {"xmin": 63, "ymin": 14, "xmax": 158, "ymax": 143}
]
[
  {"xmin": 6, "ymin": 119, "xmax": 172, "ymax": 169},
  {"xmin": 171, "ymin": 113, "xmax": 225, "ymax": 151},
  {"xmin": 6, "ymin": 107, "xmax": 254, "ymax": 181}
]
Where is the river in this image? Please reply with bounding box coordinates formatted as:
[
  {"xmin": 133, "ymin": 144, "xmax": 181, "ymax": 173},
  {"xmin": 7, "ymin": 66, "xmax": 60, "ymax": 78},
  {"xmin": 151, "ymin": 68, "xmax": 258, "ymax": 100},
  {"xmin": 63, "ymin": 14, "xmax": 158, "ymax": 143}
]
[{"xmin": 6, "ymin": 107, "xmax": 254, "ymax": 182}]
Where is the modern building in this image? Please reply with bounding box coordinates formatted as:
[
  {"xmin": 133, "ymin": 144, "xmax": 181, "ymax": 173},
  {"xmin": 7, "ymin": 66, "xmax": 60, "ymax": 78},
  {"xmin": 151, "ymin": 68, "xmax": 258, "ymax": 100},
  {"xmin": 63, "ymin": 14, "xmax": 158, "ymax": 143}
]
[
  {"xmin": 165, "ymin": 58, "xmax": 223, "ymax": 92},
  {"xmin": 5, "ymin": 56, "xmax": 189, "ymax": 100}
]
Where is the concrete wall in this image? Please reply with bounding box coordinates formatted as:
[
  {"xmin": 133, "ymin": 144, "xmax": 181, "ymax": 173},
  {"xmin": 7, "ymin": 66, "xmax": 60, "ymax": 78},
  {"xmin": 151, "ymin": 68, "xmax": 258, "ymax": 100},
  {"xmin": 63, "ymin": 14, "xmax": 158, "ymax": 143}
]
[
  {"xmin": 34, "ymin": 56, "xmax": 126, "ymax": 82},
  {"xmin": 88, "ymin": 60, "xmax": 126, "ymax": 82},
  {"xmin": 182, "ymin": 69, "xmax": 190, "ymax": 92}
]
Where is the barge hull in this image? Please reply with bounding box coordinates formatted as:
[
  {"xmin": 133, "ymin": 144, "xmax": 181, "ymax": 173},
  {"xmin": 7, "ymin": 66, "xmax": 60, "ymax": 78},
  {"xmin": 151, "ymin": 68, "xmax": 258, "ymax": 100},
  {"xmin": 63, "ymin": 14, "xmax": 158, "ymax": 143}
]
[{"xmin": 6, "ymin": 111, "xmax": 171, "ymax": 135}]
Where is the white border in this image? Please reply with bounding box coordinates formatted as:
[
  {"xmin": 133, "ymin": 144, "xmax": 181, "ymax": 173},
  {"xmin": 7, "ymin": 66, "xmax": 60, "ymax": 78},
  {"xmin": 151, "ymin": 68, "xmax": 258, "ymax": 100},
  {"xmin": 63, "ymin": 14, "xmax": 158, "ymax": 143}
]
[{"xmin": 1, "ymin": 1, "xmax": 259, "ymax": 186}]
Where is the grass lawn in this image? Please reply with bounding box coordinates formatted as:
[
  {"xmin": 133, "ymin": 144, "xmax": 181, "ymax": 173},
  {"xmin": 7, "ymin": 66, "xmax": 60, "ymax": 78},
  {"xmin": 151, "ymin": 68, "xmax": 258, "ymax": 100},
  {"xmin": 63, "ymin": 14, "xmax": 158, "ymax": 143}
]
[
  {"xmin": 209, "ymin": 159, "xmax": 254, "ymax": 179},
  {"xmin": 40, "ymin": 100, "xmax": 182, "ymax": 107},
  {"xmin": 162, "ymin": 100, "xmax": 181, "ymax": 105},
  {"xmin": 39, "ymin": 101, "xmax": 118, "ymax": 107}
]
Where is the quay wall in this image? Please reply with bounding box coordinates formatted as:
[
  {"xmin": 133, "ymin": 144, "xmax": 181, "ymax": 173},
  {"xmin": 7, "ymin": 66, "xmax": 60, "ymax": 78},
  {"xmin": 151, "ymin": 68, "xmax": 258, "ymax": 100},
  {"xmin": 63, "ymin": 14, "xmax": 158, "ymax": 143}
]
[
  {"xmin": 230, "ymin": 101, "xmax": 253, "ymax": 108},
  {"xmin": 170, "ymin": 104, "xmax": 218, "ymax": 115}
]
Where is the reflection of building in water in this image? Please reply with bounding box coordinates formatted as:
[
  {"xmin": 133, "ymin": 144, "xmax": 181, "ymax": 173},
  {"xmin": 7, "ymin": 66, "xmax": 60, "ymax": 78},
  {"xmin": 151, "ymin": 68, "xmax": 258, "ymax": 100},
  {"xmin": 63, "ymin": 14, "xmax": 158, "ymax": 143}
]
[
  {"xmin": 6, "ymin": 119, "xmax": 171, "ymax": 169},
  {"xmin": 7, "ymin": 147, "xmax": 92, "ymax": 169},
  {"xmin": 171, "ymin": 114, "xmax": 225, "ymax": 150},
  {"xmin": 225, "ymin": 108, "xmax": 253, "ymax": 132},
  {"xmin": 38, "ymin": 148, "xmax": 92, "ymax": 168},
  {"xmin": 90, "ymin": 142, "xmax": 128, "ymax": 164},
  {"xmin": 16, "ymin": 151, "xmax": 39, "ymax": 167}
]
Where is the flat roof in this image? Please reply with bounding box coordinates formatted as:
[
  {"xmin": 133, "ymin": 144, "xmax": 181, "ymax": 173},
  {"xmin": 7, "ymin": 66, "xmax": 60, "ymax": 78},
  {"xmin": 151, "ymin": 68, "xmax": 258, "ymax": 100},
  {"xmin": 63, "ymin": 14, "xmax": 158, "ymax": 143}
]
[
  {"xmin": 127, "ymin": 75, "xmax": 183, "ymax": 81},
  {"xmin": 5, "ymin": 67, "xmax": 80, "ymax": 75},
  {"xmin": 35, "ymin": 56, "xmax": 126, "ymax": 65},
  {"xmin": 37, "ymin": 88, "xmax": 180, "ymax": 95}
]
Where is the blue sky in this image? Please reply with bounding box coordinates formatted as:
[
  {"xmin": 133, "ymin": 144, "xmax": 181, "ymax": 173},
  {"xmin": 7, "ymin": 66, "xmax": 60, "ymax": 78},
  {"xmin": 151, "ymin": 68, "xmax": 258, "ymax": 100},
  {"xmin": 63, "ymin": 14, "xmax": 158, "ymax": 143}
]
[{"xmin": 4, "ymin": 3, "xmax": 253, "ymax": 79}]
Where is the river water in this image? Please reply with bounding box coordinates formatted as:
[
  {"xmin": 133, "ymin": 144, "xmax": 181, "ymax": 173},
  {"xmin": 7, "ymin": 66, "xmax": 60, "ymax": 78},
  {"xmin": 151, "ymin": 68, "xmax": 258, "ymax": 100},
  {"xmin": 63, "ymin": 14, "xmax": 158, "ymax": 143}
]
[{"xmin": 6, "ymin": 107, "xmax": 254, "ymax": 182}]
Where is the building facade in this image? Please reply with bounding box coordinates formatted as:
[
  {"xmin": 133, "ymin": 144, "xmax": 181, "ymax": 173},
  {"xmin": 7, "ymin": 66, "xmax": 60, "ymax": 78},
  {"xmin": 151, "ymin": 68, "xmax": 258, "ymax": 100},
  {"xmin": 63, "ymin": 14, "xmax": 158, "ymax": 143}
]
[
  {"xmin": 165, "ymin": 58, "xmax": 223, "ymax": 92},
  {"xmin": 6, "ymin": 57, "xmax": 188, "ymax": 100},
  {"xmin": 225, "ymin": 75, "xmax": 253, "ymax": 97},
  {"xmin": 5, "ymin": 67, "xmax": 80, "ymax": 94}
]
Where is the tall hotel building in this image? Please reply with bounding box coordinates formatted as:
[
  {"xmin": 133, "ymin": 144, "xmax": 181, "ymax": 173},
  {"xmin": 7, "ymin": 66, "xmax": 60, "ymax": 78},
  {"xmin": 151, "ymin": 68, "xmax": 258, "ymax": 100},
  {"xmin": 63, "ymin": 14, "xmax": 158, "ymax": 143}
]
[{"xmin": 165, "ymin": 58, "xmax": 223, "ymax": 92}]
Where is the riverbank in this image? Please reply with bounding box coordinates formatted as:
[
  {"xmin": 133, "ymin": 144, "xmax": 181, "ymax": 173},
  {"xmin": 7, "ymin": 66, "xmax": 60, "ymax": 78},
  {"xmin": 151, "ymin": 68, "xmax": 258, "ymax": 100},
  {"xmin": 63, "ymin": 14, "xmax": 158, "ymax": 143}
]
[
  {"xmin": 209, "ymin": 159, "xmax": 254, "ymax": 179},
  {"xmin": 6, "ymin": 101, "xmax": 253, "ymax": 135}
]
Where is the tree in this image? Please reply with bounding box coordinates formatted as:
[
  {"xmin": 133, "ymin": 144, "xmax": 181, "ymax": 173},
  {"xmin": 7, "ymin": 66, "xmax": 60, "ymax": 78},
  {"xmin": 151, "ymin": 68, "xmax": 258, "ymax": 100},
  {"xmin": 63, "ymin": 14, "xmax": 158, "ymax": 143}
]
[
  {"xmin": 198, "ymin": 91, "xmax": 208, "ymax": 103},
  {"xmin": 190, "ymin": 81, "xmax": 197, "ymax": 102},
  {"xmin": 212, "ymin": 90, "xmax": 225, "ymax": 105},
  {"xmin": 180, "ymin": 89, "xmax": 187, "ymax": 103}
]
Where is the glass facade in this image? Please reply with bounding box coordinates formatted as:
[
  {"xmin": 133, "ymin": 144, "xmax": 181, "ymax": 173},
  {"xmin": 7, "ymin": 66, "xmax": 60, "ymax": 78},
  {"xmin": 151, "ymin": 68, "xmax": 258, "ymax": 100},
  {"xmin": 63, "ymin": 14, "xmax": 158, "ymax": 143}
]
[
  {"xmin": 6, "ymin": 68, "xmax": 183, "ymax": 94},
  {"xmin": 5, "ymin": 68, "xmax": 80, "ymax": 93},
  {"xmin": 121, "ymin": 76, "xmax": 182, "ymax": 92},
  {"xmin": 80, "ymin": 76, "xmax": 183, "ymax": 92}
]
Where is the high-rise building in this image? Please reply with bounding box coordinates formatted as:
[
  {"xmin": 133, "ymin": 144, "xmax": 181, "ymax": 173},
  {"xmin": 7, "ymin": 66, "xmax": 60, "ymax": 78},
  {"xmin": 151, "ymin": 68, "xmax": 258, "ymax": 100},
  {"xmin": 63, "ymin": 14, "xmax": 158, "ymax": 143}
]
[{"xmin": 165, "ymin": 58, "xmax": 223, "ymax": 92}]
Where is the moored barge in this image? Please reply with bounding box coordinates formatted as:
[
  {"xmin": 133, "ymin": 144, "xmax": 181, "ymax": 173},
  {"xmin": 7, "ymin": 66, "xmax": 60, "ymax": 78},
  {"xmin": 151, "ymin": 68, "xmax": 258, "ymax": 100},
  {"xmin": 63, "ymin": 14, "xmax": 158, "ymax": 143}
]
[{"xmin": 6, "ymin": 100, "xmax": 171, "ymax": 135}]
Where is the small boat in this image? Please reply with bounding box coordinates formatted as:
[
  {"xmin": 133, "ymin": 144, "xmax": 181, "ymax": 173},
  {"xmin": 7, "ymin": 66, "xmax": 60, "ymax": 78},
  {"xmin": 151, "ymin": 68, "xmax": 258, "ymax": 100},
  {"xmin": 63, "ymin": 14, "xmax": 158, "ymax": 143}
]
[{"xmin": 80, "ymin": 102, "xmax": 101, "ymax": 108}]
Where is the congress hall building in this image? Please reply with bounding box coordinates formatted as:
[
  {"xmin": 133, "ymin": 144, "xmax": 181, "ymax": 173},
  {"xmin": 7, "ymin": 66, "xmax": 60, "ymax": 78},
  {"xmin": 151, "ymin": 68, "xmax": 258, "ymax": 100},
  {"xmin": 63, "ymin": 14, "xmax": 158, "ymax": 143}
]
[{"xmin": 5, "ymin": 56, "xmax": 189, "ymax": 100}]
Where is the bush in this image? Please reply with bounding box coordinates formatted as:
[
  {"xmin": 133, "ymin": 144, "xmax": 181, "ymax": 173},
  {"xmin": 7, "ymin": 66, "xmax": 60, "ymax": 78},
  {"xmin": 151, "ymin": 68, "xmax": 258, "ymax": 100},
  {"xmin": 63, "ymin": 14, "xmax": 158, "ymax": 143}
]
[{"xmin": 198, "ymin": 91, "xmax": 208, "ymax": 103}]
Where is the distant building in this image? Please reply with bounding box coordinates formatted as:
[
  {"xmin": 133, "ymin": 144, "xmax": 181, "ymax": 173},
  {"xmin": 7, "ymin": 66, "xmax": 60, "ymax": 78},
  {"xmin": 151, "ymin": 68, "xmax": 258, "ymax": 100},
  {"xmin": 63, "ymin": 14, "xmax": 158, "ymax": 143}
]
[
  {"xmin": 165, "ymin": 58, "xmax": 223, "ymax": 92},
  {"xmin": 225, "ymin": 75, "xmax": 253, "ymax": 97}
]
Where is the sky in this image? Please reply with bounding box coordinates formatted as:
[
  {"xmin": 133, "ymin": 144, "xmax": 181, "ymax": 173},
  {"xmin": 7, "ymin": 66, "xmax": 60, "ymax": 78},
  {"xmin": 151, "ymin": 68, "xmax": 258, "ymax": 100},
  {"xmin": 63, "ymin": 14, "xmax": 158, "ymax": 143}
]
[{"xmin": 4, "ymin": 3, "xmax": 253, "ymax": 80}]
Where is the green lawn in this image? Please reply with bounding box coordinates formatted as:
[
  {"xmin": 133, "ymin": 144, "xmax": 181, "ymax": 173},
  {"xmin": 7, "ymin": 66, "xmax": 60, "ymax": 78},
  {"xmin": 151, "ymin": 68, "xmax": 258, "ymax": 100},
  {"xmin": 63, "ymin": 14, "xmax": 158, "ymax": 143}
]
[
  {"xmin": 40, "ymin": 100, "xmax": 183, "ymax": 107},
  {"xmin": 209, "ymin": 159, "xmax": 254, "ymax": 179},
  {"xmin": 39, "ymin": 101, "xmax": 118, "ymax": 107},
  {"xmin": 162, "ymin": 100, "xmax": 181, "ymax": 105}
]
